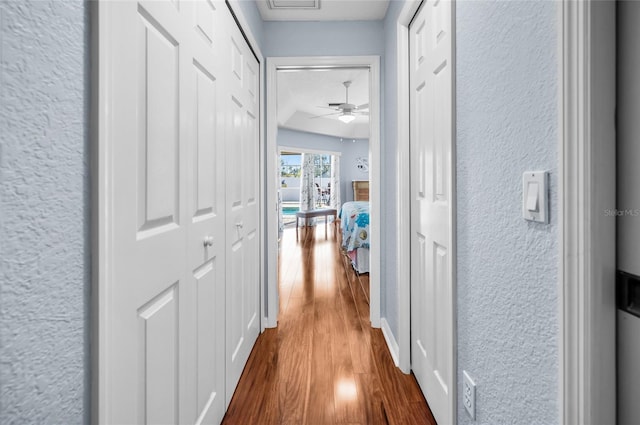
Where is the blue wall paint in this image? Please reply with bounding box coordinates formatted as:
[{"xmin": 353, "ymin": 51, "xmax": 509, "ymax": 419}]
[
  {"xmin": 456, "ymin": 1, "xmax": 558, "ymax": 423},
  {"xmin": 380, "ymin": 0, "xmax": 404, "ymax": 340},
  {"xmin": 264, "ymin": 20, "xmax": 384, "ymax": 57},
  {"xmin": 232, "ymin": 0, "xmax": 265, "ymax": 51},
  {"xmin": 0, "ymin": 1, "xmax": 90, "ymax": 423},
  {"xmin": 277, "ymin": 128, "xmax": 369, "ymax": 203}
]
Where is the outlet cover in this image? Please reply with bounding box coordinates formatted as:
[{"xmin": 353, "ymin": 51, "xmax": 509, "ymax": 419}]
[{"xmin": 463, "ymin": 370, "xmax": 476, "ymax": 420}]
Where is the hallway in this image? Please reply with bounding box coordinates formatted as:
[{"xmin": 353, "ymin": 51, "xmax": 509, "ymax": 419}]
[{"xmin": 221, "ymin": 225, "xmax": 436, "ymax": 424}]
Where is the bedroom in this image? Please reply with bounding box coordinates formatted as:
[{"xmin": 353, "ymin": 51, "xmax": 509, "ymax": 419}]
[{"xmin": 276, "ymin": 68, "xmax": 372, "ymax": 281}]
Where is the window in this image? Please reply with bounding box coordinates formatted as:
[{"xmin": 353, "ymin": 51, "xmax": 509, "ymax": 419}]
[{"xmin": 280, "ymin": 153, "xmax": 301, "ymax": 178}]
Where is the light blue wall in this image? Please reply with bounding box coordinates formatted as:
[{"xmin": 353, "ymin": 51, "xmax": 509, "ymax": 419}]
[
  {"xmin": 263, "ymin": 20, "xmax": 384, "ymax": 57},
  {"xmin": 232, "ymin": 0, "xmax": 264, "ymax": 52},
  {"xmin": 277, "ymin": 128, "xmax": 369, "ymax": 203},
  {"xmin": 0, "ymin": 1, "xmax": 90, "ymax": 423},
  {"xmin": 380, "ymin": 0, "xmax": 404, "ymax": 341},
  {"xmin": 456, "ymin": 1, "xmax": 558, "ymax": 424}
]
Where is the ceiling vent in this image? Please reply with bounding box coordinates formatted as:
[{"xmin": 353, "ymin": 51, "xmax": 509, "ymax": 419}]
[{"xmin": 267, "ymin": 0, "xmax": 320, "ymax": 10}]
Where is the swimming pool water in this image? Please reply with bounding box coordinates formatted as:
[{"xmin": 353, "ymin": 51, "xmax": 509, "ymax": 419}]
[{"xmin": 282, "ymin": 206, "xmax": 299, "ymax": 215}]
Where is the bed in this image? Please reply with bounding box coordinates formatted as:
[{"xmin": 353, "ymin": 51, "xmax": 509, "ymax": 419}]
[{"xmin": 339, "ymin": 201, "xmax": 370, "ymax": 274}]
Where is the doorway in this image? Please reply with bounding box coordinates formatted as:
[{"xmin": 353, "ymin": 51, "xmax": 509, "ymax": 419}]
[{"xmin": 265, "ymin": 56, "xmax": 381, "ymax": 328}]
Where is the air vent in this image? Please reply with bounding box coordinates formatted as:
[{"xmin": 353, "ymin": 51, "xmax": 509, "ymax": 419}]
[{"xmin": 267, "ymin": 0, "xmax": 320, "ymax": 10}]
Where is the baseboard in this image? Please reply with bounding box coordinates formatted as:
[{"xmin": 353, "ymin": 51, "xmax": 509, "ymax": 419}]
[
  {"xmin": 264, "ymin": 315, "xmax": 277, "ymax": 329},
  {"xmin": 381, "ymin": 318, "xmax": 400, "ymax": 367}
]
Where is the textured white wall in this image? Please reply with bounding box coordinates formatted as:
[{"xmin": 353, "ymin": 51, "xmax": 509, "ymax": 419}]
[
  {"xmin": 456, "ymin": 1, "xmax": 558, "ymax": 424},
  {"xmin": 0, "ymin": 1, "xmax": 89, "ymax": 423}
]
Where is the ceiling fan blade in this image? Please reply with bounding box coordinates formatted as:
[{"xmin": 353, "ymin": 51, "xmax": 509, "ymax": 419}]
[
  {"xmin": 328, "ymin": 103, "xmax": 343, "ymax": 107},
  {"xmin": 309, "ymin": 112, "xmax": 340, "ymax": 119},
  {"xmin": 356, "ymin": 103, "xmax": 369, "ymax": 110},
  {"xmin": 316, "ymin": 105, "xmax": 339, "ymax": 110},
  {"xmin": 354, "ymin": 111, "xmax": 369, "ymax": 116}
]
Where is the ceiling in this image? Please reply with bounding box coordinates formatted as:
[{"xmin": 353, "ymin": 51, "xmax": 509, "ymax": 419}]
[
  {"xmin": 277, "ymin": 68, "xmax": 370, "ymax": 139},
  {"xmin": 255, "ymin": 0, "xmax": 390, "ymax": 21}
]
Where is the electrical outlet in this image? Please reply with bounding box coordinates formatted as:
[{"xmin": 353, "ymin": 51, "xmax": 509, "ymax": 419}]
[{"xmin": 463, "ymin": 370, "xmax": 476, "ymax": 420}]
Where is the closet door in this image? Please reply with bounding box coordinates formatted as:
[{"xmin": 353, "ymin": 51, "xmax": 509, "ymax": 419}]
[
  {"xmin": 409, "ymin": 1, "xmax": 456, "ymax": 424},
  {"xmin": 105, "ymin": 1, "xmax": 189, "ymax": 422},
  {"xmin": 101, "ymin": 1, "xmax": 229, "ymax": 423},
  {"xmin": 185, "ymin": 1, "xmax": 227, "ymax": 423},
  {"xmin": 224, "ymin": 13, "xmax": 261, "ymax": 404}
]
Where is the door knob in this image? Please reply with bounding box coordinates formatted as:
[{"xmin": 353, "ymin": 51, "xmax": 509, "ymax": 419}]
[{"xmin": 203, "ymin": 236, "xmax": 214, "ymax": 247}]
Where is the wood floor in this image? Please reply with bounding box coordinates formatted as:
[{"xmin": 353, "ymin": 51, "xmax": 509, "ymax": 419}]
[{"xmin": 221, "ymin": 225, "xmax": 436, "ymax": 425}]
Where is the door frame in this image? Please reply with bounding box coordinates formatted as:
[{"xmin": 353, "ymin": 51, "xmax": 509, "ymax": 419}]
[
  {"xmin": 265, "ymin": 56, "xmax": 381, "ymax": 328},
  {"xmin": 559, "ymin": 1, "xmax": 616, "ymax": 423},
  {"xmin": 395, "ymin": 0, "xmax": 423, "ymax": 375},
  {"xmin": 279, "ymin": 146, "xmax": 342, "ymax": 157},
  {"xmin": 91, "ymin": 1, "xmax": 265, "ymax": 421}
]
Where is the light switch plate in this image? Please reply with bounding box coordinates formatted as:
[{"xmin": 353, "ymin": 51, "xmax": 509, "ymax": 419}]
[{"xmin": 523, "ymin": 171, "xmax": 548, "ymax": 223}]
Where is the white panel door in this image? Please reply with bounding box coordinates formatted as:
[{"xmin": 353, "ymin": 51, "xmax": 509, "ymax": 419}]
[
  {"xmin": 409, "ymin": 1, "xmax": 455, "ymax": 424},
  {"xmin": 104, "ymin": 1, "xmax": 229, "ymax": 423},
  {"xmin": 107, "ymin": 2, "xmax": 188, "ymax": 423},
  {"xmin": 186, "ymin": 2, "xmax": 227, "ymax": 423},
  {"xmin": 224, "ymin": 15, "xmax": 261, "ymax": 405}
]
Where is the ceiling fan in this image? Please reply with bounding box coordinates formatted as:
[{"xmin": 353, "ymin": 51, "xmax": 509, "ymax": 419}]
[{"xmin": 312, "ymin": 81, "xmax": 369, "ymax": 123}]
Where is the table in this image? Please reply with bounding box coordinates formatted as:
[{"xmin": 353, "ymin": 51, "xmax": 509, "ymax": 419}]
[{"xmin": 296, "ymin": 208, "xmax": 337, "ymax": 240}]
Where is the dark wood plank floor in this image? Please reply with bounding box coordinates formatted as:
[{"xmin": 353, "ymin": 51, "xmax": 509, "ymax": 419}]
[{"xmin": 222, "ymin": 225, "xmax": 436, "ymax": 425}]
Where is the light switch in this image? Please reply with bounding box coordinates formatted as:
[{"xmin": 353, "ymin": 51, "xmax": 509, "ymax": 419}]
[
  {"xmin": 523, "ymin": 171, "xmax": 548, "ymax": 223},
  {"xmin": 526, "ymin": 182, "xmax": 539, "ymax": 212}
]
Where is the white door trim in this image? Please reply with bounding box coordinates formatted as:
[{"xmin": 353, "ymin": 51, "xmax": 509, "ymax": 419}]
[
  {"xmin": 278, "ymin": 146, "xmax": 342, "ymax": 157},
  {"xmin": 266, "ymin": 56, "xmax": 381, "ymax": 329},
  {"xmin": 91, "ymin": 3, "xmax": 109, "ymax": 422},
  {"xmin": 559, "ymin": 1, "xmax": 616, "ymax": 423},
  {"xmin": 395, "ymin": 0, "xmax": 423, "ymax": 375}
]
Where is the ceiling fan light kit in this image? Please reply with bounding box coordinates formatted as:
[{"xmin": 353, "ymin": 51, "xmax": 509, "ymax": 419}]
[
  {"xmin": 310, "ymin": 80, "xmax": 368, "ymax": 123},
  {"xmin": 339, "ymin": 112, "xmax": 356, "ymax": 123}
]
